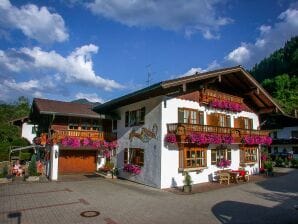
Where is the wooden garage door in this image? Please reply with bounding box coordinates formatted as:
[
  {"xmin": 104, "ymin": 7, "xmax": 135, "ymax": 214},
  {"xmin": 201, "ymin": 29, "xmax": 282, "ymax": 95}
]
[{"xmin": 59, "ymin": 150, "xmax": 96, "ymax": 173}]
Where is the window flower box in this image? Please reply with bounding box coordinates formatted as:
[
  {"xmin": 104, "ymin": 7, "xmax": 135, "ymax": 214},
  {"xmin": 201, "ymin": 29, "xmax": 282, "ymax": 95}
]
[{"xmin": 123, "ymin": 164, "xmax": 141, "ymax": 175}]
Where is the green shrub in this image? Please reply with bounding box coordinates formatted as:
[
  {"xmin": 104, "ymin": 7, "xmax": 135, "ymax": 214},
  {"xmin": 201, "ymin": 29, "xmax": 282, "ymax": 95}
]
[
  {"xmin": 20, "ymin": 152, "xmax": 32, "ymax": 161},
  {"xmin": 291, "ymin": 158, "xmax": 298, "ymax": 168},
  {"xmin": 183, "ymin": 172, "xmax": 193, "ymax": 186},
  {"xmin": 28, "ymin": 154, "xmax": 38, "ymax": 176},
  {"xmin": 0, "ymin": 164, "xmax": 8, "ymax": 178},
  {"xmin": 264, "ymin": 161, "xmax": 273, "ymax": 172}
]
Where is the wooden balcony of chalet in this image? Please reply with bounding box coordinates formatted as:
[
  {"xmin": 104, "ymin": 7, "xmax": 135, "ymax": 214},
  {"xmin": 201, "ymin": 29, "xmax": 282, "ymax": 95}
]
[
  {"xmin": 51, "ymin": 129, "xmax": 116, "ymax": 142},
  {"xmin": 167, "ymin": 123, "xmax": 269, "ymax": 144}
]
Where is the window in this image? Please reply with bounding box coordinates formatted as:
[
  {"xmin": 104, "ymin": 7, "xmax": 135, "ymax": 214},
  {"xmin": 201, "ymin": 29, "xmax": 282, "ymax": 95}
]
[
  {"xmin": 183, "ymin": 146, "xmax": 206, "ymax": 168},
  {"xmin": 81, "ymin": 119, "xmax": 91, "ymax": 130},
  {"xmin": 125, "ymin": 107, "xmax": 146, "ymax": 127},
  {"xmin": 68, "ymin": 118, "xmax": 79, "ymax": 130},
  {"xmin": 112, "ymin": 120, "xmax": 117, "ymax": 131},
  {"xmin": 293, "ymin": 147, "xmax": 298, "ymax": 154},
  {"xmin": 234, "ymin": 117, "xmax": 253, "ymax": 129},
  {"xmin": 291, "ymin": 131, "xmax": 298, "ymax": 138},
  {"xmin": 207, "ymin": 113, "xmax": 231, "ymax": 127},
  {"xmin": 211, "ymin": 148, "xmax": 231, "ymax": 165},
  {"xmin": 178, "ymin": 108, "xmax": 204, "ymax": 124},
  {"xmin": 92, "ymin": 120, "xmax": 102, "ymax": 131},
  {"xmin": 124, "ymin": 148, "xmax": 144, "ymax": 166},
  {"xmin": 240, "ymin": 146, "xmax": 257, "ymax": 163},
  {"xmin": 31, "ymin": 126, "xmax": 36, "ymax": 134}
]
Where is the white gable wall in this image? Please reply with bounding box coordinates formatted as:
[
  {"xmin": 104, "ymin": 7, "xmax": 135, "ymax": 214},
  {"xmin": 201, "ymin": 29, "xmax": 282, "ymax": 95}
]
[
  {"xmin": 21, "ymin": 123, "xmax": 37, "ymax": 144},
  {"xmin": 115, "ymin": 96, "xmax": 163, "ymax": 188},
  {"xmin": 160, "ymin": 96, "xmax": 260, "ymax": 189}
]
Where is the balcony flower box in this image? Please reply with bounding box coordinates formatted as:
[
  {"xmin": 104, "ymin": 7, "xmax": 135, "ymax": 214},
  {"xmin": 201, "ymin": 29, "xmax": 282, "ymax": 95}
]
[{"xmin": 123, "ymin": 164, "xmax": 141, "ymax": 175}]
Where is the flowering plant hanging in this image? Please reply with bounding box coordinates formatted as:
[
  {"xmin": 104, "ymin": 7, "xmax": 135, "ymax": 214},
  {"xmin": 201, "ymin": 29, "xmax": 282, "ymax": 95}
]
[
  {"xmin": 165, "ymin": 133, "xmax": 177, "ymax": 144},
  {"xmin": 242, "ymin": 136, "xmax": 272, "ymax": 146},
  {"xmin": 59, "ymin": 137, "xmax": 119, "ymax": 149},
  {"xmin": 123, "ymin": 164, "xmax": 141, "ymax": 175},
  {"xmin": 210, "ymin": 99, "xmax": 243, "ymax": 112},
  {"xmin": 217, "ymin": 158, "xmax": 231, "ymax": 168},
  {"xmin": 186, "ymin": 133, "xmax": 234, "ymax": 145}
]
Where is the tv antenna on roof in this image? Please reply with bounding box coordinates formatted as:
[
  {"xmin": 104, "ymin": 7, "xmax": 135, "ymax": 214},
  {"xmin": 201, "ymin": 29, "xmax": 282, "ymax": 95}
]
[{"xmin": 146, "ymin": 64, "xmax": 153, "ymax": 86}]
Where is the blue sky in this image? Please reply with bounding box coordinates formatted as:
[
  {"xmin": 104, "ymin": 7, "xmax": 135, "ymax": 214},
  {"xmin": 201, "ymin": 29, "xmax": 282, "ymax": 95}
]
[{"xmin": 0, "ymin": 0, "xmax": 297, "ymax": 103}]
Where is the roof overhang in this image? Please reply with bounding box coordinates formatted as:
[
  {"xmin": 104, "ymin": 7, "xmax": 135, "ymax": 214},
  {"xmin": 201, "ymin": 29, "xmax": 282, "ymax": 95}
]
[{"xmin": 94, "ymin": 66, "xmax": 285, "ymax": 115}]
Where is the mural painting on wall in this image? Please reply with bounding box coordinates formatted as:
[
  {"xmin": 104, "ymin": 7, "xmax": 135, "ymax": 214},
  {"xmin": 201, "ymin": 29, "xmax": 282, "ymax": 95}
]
[{"xmin": 129, "ymin": 124, "xmax": 158, "ymax": 143}]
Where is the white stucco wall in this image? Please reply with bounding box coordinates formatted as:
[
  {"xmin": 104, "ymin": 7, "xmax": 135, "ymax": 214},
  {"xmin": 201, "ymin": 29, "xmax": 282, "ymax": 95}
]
[
  {"xmin": 115, "ymin": 96, "xmax": 163, "ymax": 188},
  {"xmin": 21, "ymin": 123, "xmax": 37, "ymax": 144},
  {"xmin": 160, "ymin": 97, "xmax": 260, "ymax": 189}
]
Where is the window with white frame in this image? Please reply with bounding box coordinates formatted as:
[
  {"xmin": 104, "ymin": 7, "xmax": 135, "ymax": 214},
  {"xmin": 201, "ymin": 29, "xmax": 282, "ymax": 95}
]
[
  {"xmin": 124, "ymin": 148, "xmax": 144, "ymax": 166},
  {"xmin": 211, "ymin": 148, "xmax": 231, "ymax": 165},
  {"xmin": 125, "ymin": 107, "xmax": 145, "ymax": 127}
]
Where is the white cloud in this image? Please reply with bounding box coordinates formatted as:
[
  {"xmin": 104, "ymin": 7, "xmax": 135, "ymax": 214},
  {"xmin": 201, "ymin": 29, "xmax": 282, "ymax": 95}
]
[
  {"xmin": 225, "ymin": 45, "xmax": 251, "ymax": 64},
  {"xmin": 75, "ymin": 92, "xmax": 105, "ymax": 103},
  {"xmin": 225, "ymin": 6, "xmax": 298, "ymax": 67},
  {"xmin": 86, "ymin": 0, "xmax": 232, "ymax": 39},
  {"xmin": 179, "ymin": 60, "xmax": 220, "ymax": 77},
  {"xmin": 0, "ymin": 0, "xmax": 68, "ymax": 43},
  {"xmin": 0, "ymin": 44, "xmax": 123, "ymax": 91},
  {"xmin": 0, "ymin": 79, "xmax": 45, "ymax": 101}
]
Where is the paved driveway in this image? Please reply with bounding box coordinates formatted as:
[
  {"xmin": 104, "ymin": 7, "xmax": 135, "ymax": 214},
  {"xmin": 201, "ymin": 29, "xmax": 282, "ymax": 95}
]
[{"xmin": 1, "ymin": 169, "xmax": 298, "ymax": 224}]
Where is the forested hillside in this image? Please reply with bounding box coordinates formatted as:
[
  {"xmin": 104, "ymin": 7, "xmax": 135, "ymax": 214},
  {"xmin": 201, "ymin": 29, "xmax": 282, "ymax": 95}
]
[
  {"xmin": 0, "ymin": 97, "xmax": 31, "ymax": 161},
  {"xmin": 250, "ymin": 36, "xmax": 298, "ymax": 115}
]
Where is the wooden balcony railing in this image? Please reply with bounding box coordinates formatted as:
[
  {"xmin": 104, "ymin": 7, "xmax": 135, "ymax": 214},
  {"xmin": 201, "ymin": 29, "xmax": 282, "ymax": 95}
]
[
  {"xmin": 200, "ymin": 89, "xmax": 243, "ymax": 104},
  {"xmin": 167, "ymin": 123, "xmax": 269, "ymax": 143},
  {"xmin": 53, "ymin": 130, "xmax": 116, "ymax": 142}
]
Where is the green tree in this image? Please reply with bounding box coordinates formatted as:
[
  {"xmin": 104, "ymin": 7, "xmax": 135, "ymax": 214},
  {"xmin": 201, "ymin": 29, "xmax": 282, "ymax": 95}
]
[
  {"xmin": 0, "ymin": 96, "xmax": 31, "ymax": 161},
  {"xmin": 262, "ymin": 74, "xmax": 298, "ymax": 114}
]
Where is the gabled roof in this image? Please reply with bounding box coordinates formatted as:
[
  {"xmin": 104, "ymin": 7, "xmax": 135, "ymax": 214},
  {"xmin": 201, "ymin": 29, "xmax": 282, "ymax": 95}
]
[
  {"xmin": 94, "ymin": 66, "xmax": 284, "ymax": 115},
  {"xmin": 32, "ymin": 98, "xmax": 102, "ymax": 119}
]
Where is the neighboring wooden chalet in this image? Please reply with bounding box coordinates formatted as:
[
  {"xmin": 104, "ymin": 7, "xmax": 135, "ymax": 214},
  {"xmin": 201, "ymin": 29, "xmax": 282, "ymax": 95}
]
[
  {"xmin": 263, "ymin": 114, "xmax": 298, "ymax": 159},
  {"xmin": 30, "ymin": 98, "xmax": 116, "ymax": 174},
  {"xmin": 94, "ymin": 66, "xmax": 282, "ymax": 189}
]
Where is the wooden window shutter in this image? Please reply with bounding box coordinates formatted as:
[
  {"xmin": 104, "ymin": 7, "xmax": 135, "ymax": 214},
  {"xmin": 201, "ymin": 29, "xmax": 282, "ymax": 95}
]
[
  {"xmin": 178, "ymin": 108, "xmax": 184, "ymax": 123},
  {"xmin": 207, "ymin": 114, "xmax": 212, "ymax": 125},
  {"xmin": 207, "ymin": 113, "xmax": 218, "ymax": 126},
  {"xmin": 239, "ymin": 117, "xmax": 245, "ymax": 129},
  {"xmin": 213, "ymin": 113, "xmax": 219, "ymax": 126},
  {"xmin": 234, "ymin": 117, "xmax": 240, "ymax": 128},
  {"xmin": 235, "ymin": 117, "xmax": 245, "ymax": 129}
]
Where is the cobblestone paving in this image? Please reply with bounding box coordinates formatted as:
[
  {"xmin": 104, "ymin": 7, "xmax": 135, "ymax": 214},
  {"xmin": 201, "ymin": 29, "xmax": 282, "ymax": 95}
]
[{"xmin": 1, "ymin": 169, "xmax": 298, "ymax": 224}]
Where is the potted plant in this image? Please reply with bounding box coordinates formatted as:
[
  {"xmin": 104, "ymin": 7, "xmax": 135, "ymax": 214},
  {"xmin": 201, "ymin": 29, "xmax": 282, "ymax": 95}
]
[
  {"xmin": 26, "ymin": 154, "xmax": 39, "ymax": 181},
  {"xmin": 183, "ymin": 172, "xmax": 193, "ymax": 193},
  {"xmin": 264, "ymin": 161, "xmax": 273, "ymax": 176}
]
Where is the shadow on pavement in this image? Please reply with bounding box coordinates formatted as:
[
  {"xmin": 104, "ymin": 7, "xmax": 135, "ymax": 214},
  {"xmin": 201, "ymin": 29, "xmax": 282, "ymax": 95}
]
[
  {"xmin": 212, "ymin": 169, "xmax": 298, "ymax": 224},
  {"xmin": 212, "ymin": 200, "xmax": 298, "ymax": 224}
]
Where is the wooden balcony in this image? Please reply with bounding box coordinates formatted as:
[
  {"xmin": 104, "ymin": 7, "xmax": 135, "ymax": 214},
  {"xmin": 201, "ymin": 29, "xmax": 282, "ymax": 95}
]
[
  {"xmin": 200, "ymin": 89, "xmax": 243, "ymax": 105},
  {"xmin": 167, "ymin": 123, "xmax": 269, "ymax": 144},
  {"xmin": 53, "ymin": 129, "xmax": 116, "ymax": 142}
]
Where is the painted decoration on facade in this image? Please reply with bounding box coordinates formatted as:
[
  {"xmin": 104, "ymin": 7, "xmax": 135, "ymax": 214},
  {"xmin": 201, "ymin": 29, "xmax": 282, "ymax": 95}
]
[{"xmin": 129, "ymin": 124, "xmax": 158, "ymax": 143}]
